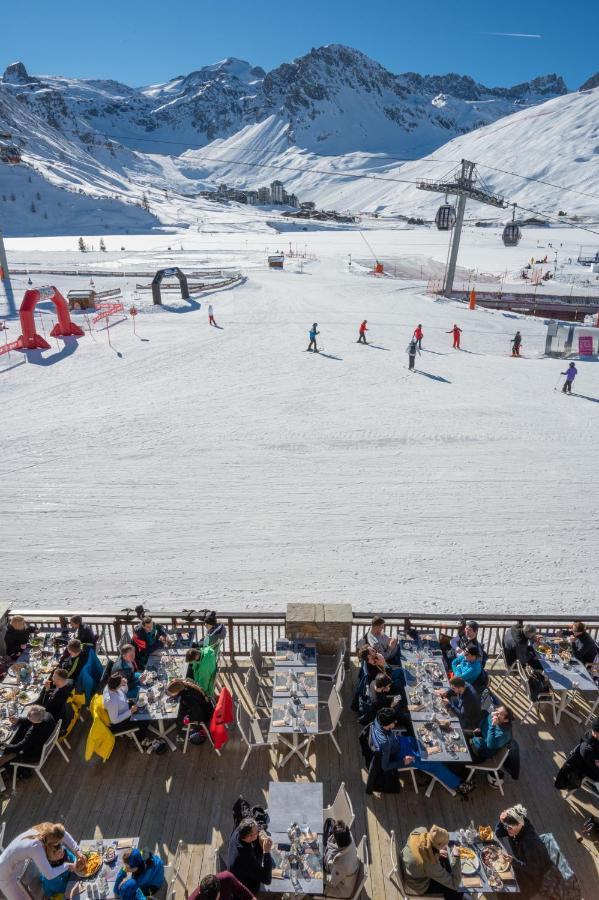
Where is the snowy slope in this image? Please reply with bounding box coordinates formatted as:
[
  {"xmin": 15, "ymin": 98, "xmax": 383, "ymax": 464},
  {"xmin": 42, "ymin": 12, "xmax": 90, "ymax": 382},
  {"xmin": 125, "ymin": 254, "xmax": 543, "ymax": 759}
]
[{"xmin": 2, "ymin": 229, "xmax": 598, "ymax": 614}]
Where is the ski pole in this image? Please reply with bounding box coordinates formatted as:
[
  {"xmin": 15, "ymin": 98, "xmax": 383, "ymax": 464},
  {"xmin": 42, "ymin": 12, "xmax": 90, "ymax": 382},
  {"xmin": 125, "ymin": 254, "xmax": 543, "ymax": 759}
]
[{"xmin": 554, "ymin": 373, "xmax": 564, "ymax": 391}]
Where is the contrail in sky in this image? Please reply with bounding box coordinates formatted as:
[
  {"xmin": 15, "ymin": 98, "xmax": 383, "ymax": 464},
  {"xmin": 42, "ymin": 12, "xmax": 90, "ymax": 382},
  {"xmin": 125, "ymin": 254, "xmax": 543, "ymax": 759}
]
[{"xmin": 483, "ymin": 32, "xmax": 542, "ymax": 38}]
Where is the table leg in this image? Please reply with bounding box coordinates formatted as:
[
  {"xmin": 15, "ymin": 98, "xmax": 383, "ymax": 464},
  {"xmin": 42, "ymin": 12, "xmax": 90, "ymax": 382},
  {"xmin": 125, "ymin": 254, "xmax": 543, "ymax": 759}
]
[
  {"xmin": 149, "ymin": 720, "xmax": 178, "ymax": 751},
  {"xmin": 277, "ymin": 733, "xmax": 312, "ymax": 767},
  {"xmin": 556, "ymin": 691, "xmax": 583, "ymax": 725}
]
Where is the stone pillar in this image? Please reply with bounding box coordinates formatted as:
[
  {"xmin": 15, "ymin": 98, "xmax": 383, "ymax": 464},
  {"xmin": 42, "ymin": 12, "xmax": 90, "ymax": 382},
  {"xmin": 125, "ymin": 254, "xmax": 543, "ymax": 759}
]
[{"xmin": 286, "ymin": 602, "xmax": 353, "ymax": 656}]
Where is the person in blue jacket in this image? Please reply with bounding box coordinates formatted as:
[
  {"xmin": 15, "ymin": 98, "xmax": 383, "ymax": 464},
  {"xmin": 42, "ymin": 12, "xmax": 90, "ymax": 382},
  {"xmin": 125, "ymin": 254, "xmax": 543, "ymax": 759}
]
[
  {"xmin": 307, "ymin": 323, "xmax": 320, "ymax": 353},
  {"xmin": 451, "ymin": 643, "xmax": 482, "ymax": 685},
  {"xmin": 470, "ymin": 705, "xmax": 513, "ymax": 761},
  {"xmin": 371, "ymin": 709, "xmax": 474, "ymax": 795},
  {"xmin": 561, "ymin": 362, "xmax": 577, "ymax": 394},
  {"xmin": 114, "ymin": 848, "xmax": 164, "ymax": 897}
]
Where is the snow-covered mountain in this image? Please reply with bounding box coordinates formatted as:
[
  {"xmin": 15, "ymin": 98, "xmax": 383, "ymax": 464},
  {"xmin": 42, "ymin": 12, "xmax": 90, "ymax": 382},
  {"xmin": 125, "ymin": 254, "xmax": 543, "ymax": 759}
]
[{"xmin": 0, "ymin": 46, "xmax": 595, "ymax": 235}]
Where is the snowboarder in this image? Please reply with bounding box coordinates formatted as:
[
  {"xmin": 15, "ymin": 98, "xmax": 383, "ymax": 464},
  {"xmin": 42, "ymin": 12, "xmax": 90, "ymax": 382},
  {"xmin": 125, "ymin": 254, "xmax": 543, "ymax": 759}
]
[
  {"xmin": 407, "ymin": 337, "xmax": 420, "ymax": 370},
  {"xmin": 447, "ymin": 324, "xmax": 462, "ymax": 349},
  {"xmin": 357, "ymin": 320, "xmax": 368, "ymax": 344},
  {"xmin": 307, "ymin": 323, "xmax": 320, "ymax": 353},
  {"xmin": 561, "ymin": 362, "xmax": 578, "ymax": 394},
  {"xmin": 208, "ymin": 304, "xmax": 217, "ymax": 326},
  {"xmin": 413, "ymin": 324, "xmax": 423, "ymax": 350},
  {"xmin": 511, "ymin": 331, "xmax": 522, "ymax": 357}
]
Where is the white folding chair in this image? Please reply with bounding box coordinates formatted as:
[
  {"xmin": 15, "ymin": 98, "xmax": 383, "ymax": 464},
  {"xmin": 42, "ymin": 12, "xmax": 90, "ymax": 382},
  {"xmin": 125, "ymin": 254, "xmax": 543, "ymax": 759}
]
[
  {"xmin": 423, "ymin": 773, "xmax": 456, "ymax": 799},
  {"xmin": 319, "ymin": 661, "xmax": 345, "ymax": 706},
  {"xmin": 11, "ymin": 720, "xmax": 69, "ymax": 794},
  {"xmin": 250, "ymin": 640, "xmax": 273, "ymax": 679},
  {"xmin": 182, "ymin": 720, "xmax": 222, "ymax": 755},
  {"xmin": 319, "ymin": 638, "xmax": 346, "ymax": 682},
  {"xmin": 517, "ymin": 661, "xmax": 558, "ymax": 725},
  {"xmin": 319, "ymin": 688, "xmax": 343, "ymax": 755},
  {"xmin": 323, "ymin": 781, "xmax": 355, "ymax": 828},
  {"xmin": 386, "ymin": 830, "xmax": 444, "ymax": 898},
  {"xmin": 113, "ymin": 726, "xmax": 144, "ymax": 756},
  {"xmin": 244, "ymin": 666, "xmax": 271, "ymax": 711},
  {"xmin": 465, "ymin": 744, "xmax": 511, "ymax": 797},
  {"xmin": 236, "ymin": 702, "xmax": 276, "ymax": 770},
  {"xmin": 0, "ymin": 820, "xmax": 6, "ymax": 852}
]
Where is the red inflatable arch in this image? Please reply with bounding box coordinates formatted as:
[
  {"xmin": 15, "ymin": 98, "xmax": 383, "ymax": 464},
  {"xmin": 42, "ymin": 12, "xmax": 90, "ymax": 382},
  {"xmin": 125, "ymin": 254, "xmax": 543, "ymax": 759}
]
[{"xmin": 18, "ymin": 286, "xmax": 85, "ymax": 350}]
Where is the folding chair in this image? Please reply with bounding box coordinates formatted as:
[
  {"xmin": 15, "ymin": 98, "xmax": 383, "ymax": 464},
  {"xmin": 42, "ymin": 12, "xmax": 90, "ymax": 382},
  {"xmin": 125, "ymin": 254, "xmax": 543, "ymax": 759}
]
[
  {"xmin": 318, "ymin": 688, "xmax": 343, "ymax": 755},
  {"xmin": 465, "ymin": 744, "xmax": 511, "ymax": 797},
  {"xmin": 11, "ymin": 720, "xmax": 69, "ymax": 794},
  {"xmin": 250, "ymin": 640, "xmax": 274, "ymax": 679},
  {"xmin": 319, "ymin": 638, "xmax": 346, "ymax": 682},
  {"xmin": 323, "ymin": 781, "xmax": 355, "ymax": 828},
  {"xmin": 113, "ymin": 726, "xmax": 144, "ymax": 755},
  {"xmin": 244, "ymin": 666, "xmax": 271, "ymax": 712},
  {"xmin": 162, "ymin": 840, "xmax": 187, "ymax": 899},
  {"xmin": 182, "ymin": 721, "xmax": 221, "ymax": 756},
  {"xmin": 319, "ymin": 661, "xmax": 345, "ymax": 706},
  {"xmin": 517, "ymin": 662, "xmax": 558, "ymax": 725},
  {"xmin": 387, "ymin": 830, "xmax": 444, "ymax": 898},
  {"xmin": 0, "ymin": 820, "xmax": 6, "ymax": 852},
  {"xmin": 341, "ymin": 835, "xmax": 369, "ymax": 900},
  {"xmin": 236, "ymin": 703, "xmax": 276, "ymax": 770}
]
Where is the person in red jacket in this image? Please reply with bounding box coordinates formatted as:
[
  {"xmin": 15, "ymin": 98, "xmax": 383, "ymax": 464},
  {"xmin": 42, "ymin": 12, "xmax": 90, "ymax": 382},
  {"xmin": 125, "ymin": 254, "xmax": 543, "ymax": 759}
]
[
  {"xmin": 447, "ymin": 324, "xmax": 462, "ymax": 349},
  {"xmin": 190, "ymin": 871, "xmax": 255, "ymax": 900},
  {"xmin": 357, "ymin": 320, "xmax": 368, "ymax": 344},
  {"xmin": 413, "ymin": 324, "xmax": 423, "ymax": 349}
]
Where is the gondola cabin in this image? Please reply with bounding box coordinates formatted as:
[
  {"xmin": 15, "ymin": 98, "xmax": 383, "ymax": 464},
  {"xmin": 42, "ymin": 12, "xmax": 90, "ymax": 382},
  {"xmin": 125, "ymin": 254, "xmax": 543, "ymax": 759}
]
[
  {"xmin": 502, "ymin": 222, "xmax": 522, "ymax": 246},
  {"xmin": 435, "ymin": 204, "xmax": 456, "ymax": 231}
]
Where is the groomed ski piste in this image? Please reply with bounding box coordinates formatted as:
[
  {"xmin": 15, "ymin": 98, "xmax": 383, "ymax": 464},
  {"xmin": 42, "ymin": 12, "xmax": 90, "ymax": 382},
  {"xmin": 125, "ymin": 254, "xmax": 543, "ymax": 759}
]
[{"xmin": 1, "ymin": 223, "xmax": 598, "ymax": 616}]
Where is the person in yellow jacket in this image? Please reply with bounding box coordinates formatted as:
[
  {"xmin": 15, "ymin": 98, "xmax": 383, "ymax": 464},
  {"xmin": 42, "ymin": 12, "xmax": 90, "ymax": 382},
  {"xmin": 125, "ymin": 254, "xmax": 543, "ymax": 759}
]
[{"xmin": 85, "ymin": 693, "xmax": 116, "ymax": 762}]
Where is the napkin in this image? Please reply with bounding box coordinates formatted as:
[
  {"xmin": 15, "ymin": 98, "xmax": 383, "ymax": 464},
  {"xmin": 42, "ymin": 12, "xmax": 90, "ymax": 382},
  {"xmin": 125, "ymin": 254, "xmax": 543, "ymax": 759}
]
[
  {"xmin": 116, "ymin": 840, "xmax": 132, "ymax": 849},
  {"xmin": 407, "ymin": 704, "xmax": 425, "ymax": 712},
  {"xmin": 462, "ymin": 876, "xmax": 483, "ymax": 888}
]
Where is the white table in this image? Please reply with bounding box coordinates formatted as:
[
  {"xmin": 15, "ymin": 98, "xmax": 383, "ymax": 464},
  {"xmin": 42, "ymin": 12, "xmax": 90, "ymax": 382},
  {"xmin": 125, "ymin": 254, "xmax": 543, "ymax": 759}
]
[
  {"xmin": 64, "ymin": 837, "xmax": 140, "ymax": 899},
  {"xmin": 538, "ymin": 647, "xmax": 598, "ymax": 724}
]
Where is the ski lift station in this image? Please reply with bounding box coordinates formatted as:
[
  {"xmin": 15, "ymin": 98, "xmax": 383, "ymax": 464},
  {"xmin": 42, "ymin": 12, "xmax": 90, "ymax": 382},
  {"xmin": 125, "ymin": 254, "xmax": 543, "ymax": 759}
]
[{"xmin": 545, "ymin": 321, "xmax": 599, "ymax": 357}]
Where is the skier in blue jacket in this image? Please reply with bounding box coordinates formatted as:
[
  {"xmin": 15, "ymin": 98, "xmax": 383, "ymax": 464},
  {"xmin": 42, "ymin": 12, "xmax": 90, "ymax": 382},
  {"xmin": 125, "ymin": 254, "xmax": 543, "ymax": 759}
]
[
  {"xmin": 307, "ymin": 323, "xmax": 320, "ymax": 353},
  {"xmin": 561, "ymin": 362, "xmax": 577, "ymax": 394}
]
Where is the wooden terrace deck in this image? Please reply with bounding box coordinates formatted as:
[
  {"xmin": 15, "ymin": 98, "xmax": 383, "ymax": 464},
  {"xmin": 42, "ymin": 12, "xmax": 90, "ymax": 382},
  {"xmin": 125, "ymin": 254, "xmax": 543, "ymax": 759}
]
[{"xmin": 1, "ymin": 660, "xmax": 598, "ymax": 898}]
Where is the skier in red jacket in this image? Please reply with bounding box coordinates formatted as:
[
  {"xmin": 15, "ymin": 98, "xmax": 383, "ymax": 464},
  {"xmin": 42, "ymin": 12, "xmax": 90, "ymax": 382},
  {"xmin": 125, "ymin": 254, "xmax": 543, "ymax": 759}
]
[
  {"xmin": 413, "ymin": 324, "xmax": 423, "ymax": 349},
  {"xmin": 447, "ymin": 324, "xmax": 462, "ymax": 349},
  {"xmin": 357, "ymin": 320, "xmax": 368, "ymax": 344}
]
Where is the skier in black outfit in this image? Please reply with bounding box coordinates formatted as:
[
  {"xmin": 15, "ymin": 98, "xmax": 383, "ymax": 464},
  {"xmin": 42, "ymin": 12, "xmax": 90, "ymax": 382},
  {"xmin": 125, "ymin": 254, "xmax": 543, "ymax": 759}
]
[
  {"xmin": 407, "ymin": 338, "xmax": 419, "ymax": 371},
  {"xmin": 511, "ymin": 331, "xmax": 522, "ymax": 357}
]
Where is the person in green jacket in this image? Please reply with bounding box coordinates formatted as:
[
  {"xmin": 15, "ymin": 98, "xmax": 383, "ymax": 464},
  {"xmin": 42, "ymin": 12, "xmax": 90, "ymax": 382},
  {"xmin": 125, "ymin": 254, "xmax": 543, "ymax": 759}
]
[
  {"xmin": 185, "ymin": 646, "xmax": 218, "ymax": 697},
  {"xmin": 401, "ymin": 826, "xmax": 465, "ymax": 899}
]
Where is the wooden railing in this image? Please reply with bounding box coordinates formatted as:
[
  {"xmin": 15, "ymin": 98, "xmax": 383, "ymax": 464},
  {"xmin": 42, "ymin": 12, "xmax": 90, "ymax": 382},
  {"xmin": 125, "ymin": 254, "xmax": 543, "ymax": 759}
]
[{"xmin": 5, "ymin": 608, "xmax": 599, "ymax": 662}]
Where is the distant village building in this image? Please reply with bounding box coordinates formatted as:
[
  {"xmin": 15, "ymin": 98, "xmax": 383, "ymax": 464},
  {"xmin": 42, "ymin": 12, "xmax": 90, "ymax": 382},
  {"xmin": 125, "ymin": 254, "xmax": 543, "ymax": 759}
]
[{"xmin": 198, "ymin": 179, "xmax": 304, "ymax": 209}]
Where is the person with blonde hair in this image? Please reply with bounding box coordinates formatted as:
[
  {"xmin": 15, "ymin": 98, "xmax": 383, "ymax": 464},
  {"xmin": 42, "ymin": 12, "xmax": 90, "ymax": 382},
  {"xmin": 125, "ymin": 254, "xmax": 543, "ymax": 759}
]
[
  {"xmin": 401, "ymin": 825, "xmax": 465, "ymax": 898},
  {"xmin": 4, "ymin": 615, "xmax": 37, "ymax": 658},
  {"xmin": 0, "ymin": 823, "xmax": 85, "ymax": 899}
]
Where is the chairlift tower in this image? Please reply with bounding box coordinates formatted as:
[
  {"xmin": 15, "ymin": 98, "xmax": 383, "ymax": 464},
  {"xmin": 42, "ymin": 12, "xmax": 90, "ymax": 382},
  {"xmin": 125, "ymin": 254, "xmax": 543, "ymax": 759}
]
[
  {"xmin": 418, "ymin": 159, "xmax": 508, "ymax": 296},
  {"xmin": 0, "ymin": 226, "xmax": 16, "ymax": 317}
]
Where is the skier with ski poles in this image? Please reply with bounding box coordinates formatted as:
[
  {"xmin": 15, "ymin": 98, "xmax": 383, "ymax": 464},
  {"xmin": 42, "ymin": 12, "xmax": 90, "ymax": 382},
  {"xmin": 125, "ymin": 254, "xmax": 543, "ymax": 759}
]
[
  {"xmin": 307, "ymin": 323, "xmax": 320, "ymax": 353},
  {"xmin": 511, "ymin": 331, "xmax": 522, "ymax": 357},
  {"xmin": 413, "ymin": 324, "xmax": 423, "ymax": 350},
  {"xmin": 560, "ymin": 362, "xmax": 578, "ymax": 394},
  {"xmin": 357, "ymin": 320, "xmax": 368, "ymax": 344},
  {"xmin": 447, "ymin": 324, "xmax": 462, "ymax": 349},
  {"xmin": 208, "ymin": 303, "xmax": 217, "ymax": 326},
  {"xmin": 407, "ymin": 337, "xmax": 420, "ymax": 371}
]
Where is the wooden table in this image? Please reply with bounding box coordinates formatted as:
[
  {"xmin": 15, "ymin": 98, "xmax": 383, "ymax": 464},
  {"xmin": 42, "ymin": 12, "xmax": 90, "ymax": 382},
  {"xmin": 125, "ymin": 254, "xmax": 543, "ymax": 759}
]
[
  {"xmin": 64, "ymin": 837, "xmax": 139, "ymax": 899},
  {"xmin": 265, "ymin": 781, "xmax": 324, "ymax": 895}
]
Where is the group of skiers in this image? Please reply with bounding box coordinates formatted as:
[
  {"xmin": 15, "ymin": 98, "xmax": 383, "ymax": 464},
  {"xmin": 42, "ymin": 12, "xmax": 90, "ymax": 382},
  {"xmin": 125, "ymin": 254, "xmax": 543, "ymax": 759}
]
[{"xmin": 305, "ymin": 320, "xmax": 581, "ymax": 392}]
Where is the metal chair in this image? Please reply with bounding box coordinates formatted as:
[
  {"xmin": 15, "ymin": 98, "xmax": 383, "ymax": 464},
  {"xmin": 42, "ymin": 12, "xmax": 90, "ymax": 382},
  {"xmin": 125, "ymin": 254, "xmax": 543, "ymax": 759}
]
[
  {"xmin": 182, "ymin": 720, "xmax": 221, "ymax": 756},
  {"xmin": 318, "ymin": 638, "xmax": 346, "ymax": 682},
  {"xmin": 465, "ymin": 744, "xmax": 512, "ymax": 797},
  {"xmin": 11, "ymin": 720, "xmax": 69, "ymax": 794},
  {"xmin": 236, "ymin": 702, "xmax": 276, "ymax": 770},
  {"xmin": 387, "ymin": 830, "xmax": 443, "ymax": 898},
  {"xmin": 318, "ymin": 688, "xmax": 343, "ymax": 755},
  {"xmin": 244, "ymin": 666, "xmax": 271, "ymax": 711},
  {"xmin": 113, "ymin": 726, "xmax": 144, "ymax": 755},
  {"xmin": 325, "ymin": 835, "xmax": 368, "ymax": 900},
  {"xmin": 318, "ymin": 662, "xmax": 345, "ymax": 706},
  {"xmin": 423, "ymin": 773, "xmax": 456, "ymax": 799},
  {"xmin": 323, "ymin": 781, "xmax": 355, "ymax": 828},
  {"xmin": 0, "ymin": 820, "xmax": 5, "ymax": 852},
  {"xmin": 517, "ymin": 661, "xmax": 558, "ymax": 725},
  {"xmin": 162, "ymin": 840, "xmax": 187, "ymax": 899},
  {"xmin": 250, "ymin": 640, "xmax": 274, "ymax": 679}
]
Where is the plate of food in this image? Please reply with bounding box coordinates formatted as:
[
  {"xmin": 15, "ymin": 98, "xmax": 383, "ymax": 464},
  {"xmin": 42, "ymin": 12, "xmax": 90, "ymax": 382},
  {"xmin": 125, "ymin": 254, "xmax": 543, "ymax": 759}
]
[
  {"xmin": 478, "ymin": 825, "xmax": 494, "ymax": 842},
  {"xmin": 17, "ymin": 689, "xmax": 37, "ymax": 704},
  {"xmin": 75, "ymin": 851, "xmax": 103, "ymax": 879},
  {"xmin": 480, "ymin": 845, "xmax": 513, "ymax": 876},
  {"xmin": 454, "ymin": 845, "xmax": 479, "ymax": 875}
]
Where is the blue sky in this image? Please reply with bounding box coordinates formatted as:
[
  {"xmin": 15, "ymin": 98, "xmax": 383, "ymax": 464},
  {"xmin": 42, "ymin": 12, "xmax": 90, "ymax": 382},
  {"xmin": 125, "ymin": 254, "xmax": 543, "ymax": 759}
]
[{"xmin": 1, "ymin": 0, "xmax": 596, "ymax": 88}]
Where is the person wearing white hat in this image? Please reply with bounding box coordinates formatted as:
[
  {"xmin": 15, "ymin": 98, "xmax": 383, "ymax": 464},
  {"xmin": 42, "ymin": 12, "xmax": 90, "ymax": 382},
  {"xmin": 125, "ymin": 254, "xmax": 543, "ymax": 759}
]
[{"xmin": 495, "ymin": 806, "xmax": 553, "ymax": 899}]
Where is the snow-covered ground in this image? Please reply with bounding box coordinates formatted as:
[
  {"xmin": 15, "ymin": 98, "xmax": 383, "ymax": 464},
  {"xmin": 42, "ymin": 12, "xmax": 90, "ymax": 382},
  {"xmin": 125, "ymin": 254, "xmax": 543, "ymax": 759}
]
[{"xmin": 1, "ymin": 225, "xmax": 598, "ymax": 616}]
